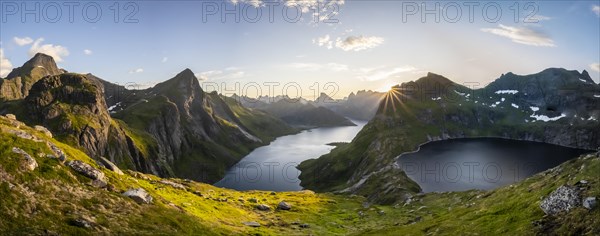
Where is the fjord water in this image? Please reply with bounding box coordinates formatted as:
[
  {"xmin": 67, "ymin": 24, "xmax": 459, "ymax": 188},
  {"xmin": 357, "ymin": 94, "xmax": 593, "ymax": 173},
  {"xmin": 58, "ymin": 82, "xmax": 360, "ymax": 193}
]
[
  {"xmin": 397, "ymin": 138, "xmax": 592, "ymax": 193},
  {"xmin": 215, "ymin": 120, "xmax": 367, "ymax": 191}
]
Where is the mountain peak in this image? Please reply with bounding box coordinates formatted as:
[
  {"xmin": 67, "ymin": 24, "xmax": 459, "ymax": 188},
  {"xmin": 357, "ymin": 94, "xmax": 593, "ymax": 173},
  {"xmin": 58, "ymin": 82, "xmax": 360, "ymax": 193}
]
[
  {"xmin": 414, "ymin": 72, "xmax": 454, "ymax": 85},
  {"xmin": 6, "ymin": 53, "xmax": 61, "ymax": 79}
]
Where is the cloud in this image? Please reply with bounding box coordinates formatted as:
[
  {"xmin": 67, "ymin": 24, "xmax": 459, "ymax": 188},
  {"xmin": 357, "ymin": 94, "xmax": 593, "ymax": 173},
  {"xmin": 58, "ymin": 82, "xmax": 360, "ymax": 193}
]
[
  {"xmin": 593, "ymin": 5, "xmax": 600, "ymax": 17},
  {"xmin": 481, "ymin": 24, "xmax": 555, "ymax": 47},
  {"xmin": 313, "ymin": 35, "xmax": 333, "ymax": 49},
  {"xmin": 327, "ymin": 63, "xmax": 348, "ymax": 71},
  {"xmin": 590, "ymin": 63, "xmax": 600, "ymax": 72},
  {"xmin": 197, "ymin": 68, "xmax": 245, "ymax": 80},
  {"xmin": 357, "ymin": 66, "xmax": 416, "ymax": 81},
  {"xmin": 0, "ymin": 48, "xmax": 13, "ymax": 77},
  {"xmin": 129, "ymin": 68, "xmax": 144, "ymax": 74},
  {"xmin": 162, "ymin": 57, "xmax": 168, "ymax": 63},
  {"xmin": 525, "ymin": 14, "xmax": 551, "ymax": 22},
  {"xmin": 13, "ymin": 37, "xmax": 33, "ymax": 46},
  {"xmin": 335, "ymin": 35, "xmax": 385, "ymax": 51},
  {"xmin": 229, "ymin": 0, "xmax": 263, "ymax": 7},
  {"xmin": 28, "ymin": 38, "xmax": 70, "ymax": 62},
  {"xmin": 83, "ymin": 49, "xmax": 93, "ymax": 55},
  {"xmin": 286, "ymin": 0, "xmax": 345, "ymax": 13}
]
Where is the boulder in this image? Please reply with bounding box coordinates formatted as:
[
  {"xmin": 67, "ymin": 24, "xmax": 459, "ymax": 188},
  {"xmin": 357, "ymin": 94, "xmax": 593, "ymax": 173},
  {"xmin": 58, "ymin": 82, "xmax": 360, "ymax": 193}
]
[
  {"xmin": 123, "ymin": 188, "xmax": 153, "ymax": 204},
  {"xmin": 243, "ymin": 221, "xmax": 260, "ymax": 227},
  {"xmin": 277, "ymin": 201, "xmax": 292, "ymax": 210},
  {"xmin": 256, "ymin": 204, "xmax": 271, "ymax": 211},
  {"xmin": 540, "ymin": 185, "xmax": 581, "ymax": 215},
  {"xmin": 12, "ymin": 147, "xmax": 37, "ymax": 171},
  {"xmin": 583, "ymin": 197, "xmax": 597, "ymax": 210},
  {"xmin": 5, "ymin": 114, "xmax": 16, "ymax": 120},
  {"xmin": 34, "ymin": 125, "xmax": 53, "ymax": 138},
  {"xmin": 46, "ymin": 142, "xmax": 67, "ymax": 162},
  {"xmin": 97, "ymin": 157, "xmax": 124, "ymax": 175},
  {"xmin": 66, "ymin": 160, "xmax": 108, "ymax": 187}
]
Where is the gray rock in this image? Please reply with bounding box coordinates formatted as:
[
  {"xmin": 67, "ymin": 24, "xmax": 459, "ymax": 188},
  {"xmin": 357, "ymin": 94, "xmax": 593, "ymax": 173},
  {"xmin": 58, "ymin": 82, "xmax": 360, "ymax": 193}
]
[
  {"xmin": 97, "ymin": 157, "xmax": 124, "ymax": 175},
  {"xmin": 158, "ymin": 180, "xmax": 186, "ymax": 190},
  {"xmin": 12, "ymin": 147, "xmax": 37, "ymax": 171},
  {"xmin": 540, "ymin": 185, "xmax": 581, "ymax": 215},
  {"xmin": 243, "ymin": 221, "xmax": 260, "ymax": 227},
  {"xmin": 70, "ymin": 218, "xmax": 92, "ymax": 228},
  {"xmin": 46, "ymin": 142, "xmax": 67, "ymax": 162},
  {"xmin": 277, "ymin": 201, "xmax": 292, "ymax": 210},
  {"xmin": 34, "ymin": 125, "xmax": 53, "ymax": 138},
  {"xmin": 123, "ymin": 188, "xmax": 153, "ymax": 204},
  {"xmin": 66, "ymin": 160, "xmax": 105, "ymax": 182},
  {"xmin": 5, "ymin": 114, "xmax": 16, "ymax": 120},
  {"xmin": 583, "ymin": 197, "xmax": 597, "ymax": 210},
  {"xmin": 256, "ymin": 204, "xmax": 271, "ymax": 211}
]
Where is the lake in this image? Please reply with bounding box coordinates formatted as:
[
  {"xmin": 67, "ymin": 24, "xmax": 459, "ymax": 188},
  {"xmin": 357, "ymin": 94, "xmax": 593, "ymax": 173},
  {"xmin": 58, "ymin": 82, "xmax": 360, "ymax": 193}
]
[
  {"xmin": 396, "ymin": 138, "xmax": 593, "ymax": 193},
  {"xmin": 215, "ymin": 120, "xmax": 367, "ymax": 191}
]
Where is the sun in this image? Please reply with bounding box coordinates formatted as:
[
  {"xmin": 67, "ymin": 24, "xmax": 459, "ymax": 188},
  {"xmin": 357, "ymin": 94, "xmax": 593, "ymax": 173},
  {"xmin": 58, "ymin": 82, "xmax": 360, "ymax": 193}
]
[{"xmin": 376, "ymin": 83, "xmax": 398, "ymax": 93}]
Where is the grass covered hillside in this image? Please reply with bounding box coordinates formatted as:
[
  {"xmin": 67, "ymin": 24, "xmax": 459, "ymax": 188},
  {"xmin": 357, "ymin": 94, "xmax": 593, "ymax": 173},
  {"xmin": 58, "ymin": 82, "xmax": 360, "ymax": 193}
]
[{"xmin": 1, "ymin": 114, "xmax": 599, "ymax": 235}]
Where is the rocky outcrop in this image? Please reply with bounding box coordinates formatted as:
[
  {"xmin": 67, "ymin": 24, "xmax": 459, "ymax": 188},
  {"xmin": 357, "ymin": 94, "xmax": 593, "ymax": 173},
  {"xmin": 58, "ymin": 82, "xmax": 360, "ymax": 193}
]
[
  {"xmin": 277, "ymin": 201, "xmax": 292, "ymax": 210},
  {"xmin": 122, "ymin": 188, "xmax": 153, "ymax": 204},
  {"xmin": 34, "ymin": 125, "xmax": 52, "ymax": 138},
  {"xmin": 25, "ymin": 73, "xmax": 156, "ymax": 175},
  {"xmin": 67, "ymin": 160, "xmax": 107, "ymax": 187},
  {"xmin": 0, "ymin": 53, "xmax": 62, "ymax": 100},
  {"xmin": 256, "ymin": 204, "xmax": 271, "ymax": 211},
  {"xmin": 540, "ymin": 185, "xmax": 581, "ymax": 215},
  {"xmin": 12, "ymin": 147, "xmax": 37, "ymax": 171},
  {"xmin": 583, "ymin": 197, "xmax": 597, "ymax": 210},
  {"xmin": 97, "ymin": 157, "xmax": 124, "ymax": 175}
]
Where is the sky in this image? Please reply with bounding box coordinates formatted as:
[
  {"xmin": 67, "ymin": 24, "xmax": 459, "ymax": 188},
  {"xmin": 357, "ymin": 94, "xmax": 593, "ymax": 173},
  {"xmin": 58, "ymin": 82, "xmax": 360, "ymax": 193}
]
[{"xmin": 1, "ymin": 0, "xmax": 599, "ymax": 99}]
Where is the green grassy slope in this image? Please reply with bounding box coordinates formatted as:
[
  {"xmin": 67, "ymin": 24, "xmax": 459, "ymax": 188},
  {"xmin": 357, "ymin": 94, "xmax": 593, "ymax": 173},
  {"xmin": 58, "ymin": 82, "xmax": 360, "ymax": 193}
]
[{"xmin": 1, "ymin": 114, "xmax": 598, "ymax": 235}]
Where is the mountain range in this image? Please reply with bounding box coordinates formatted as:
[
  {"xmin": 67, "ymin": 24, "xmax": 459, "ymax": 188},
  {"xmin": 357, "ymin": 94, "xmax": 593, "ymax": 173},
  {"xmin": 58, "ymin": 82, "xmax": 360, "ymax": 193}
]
[
  {"xmin": 1, "ymin": 53, "xmax": 296, "ymax": 183},
  {"xmin": 0, "ymin": 54, "xmax": 598, "ymax": 234},
  {"xmin": 298, "ymin": 70, "xmax": 600, "ymax": 203}
]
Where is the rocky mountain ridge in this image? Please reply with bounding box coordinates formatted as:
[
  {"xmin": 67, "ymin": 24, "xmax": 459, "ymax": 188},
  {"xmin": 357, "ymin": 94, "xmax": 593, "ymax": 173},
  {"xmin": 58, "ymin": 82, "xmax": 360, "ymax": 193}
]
[{"xmin": 298, "ymin": 70, "xmax": 600, "ymax": 204}]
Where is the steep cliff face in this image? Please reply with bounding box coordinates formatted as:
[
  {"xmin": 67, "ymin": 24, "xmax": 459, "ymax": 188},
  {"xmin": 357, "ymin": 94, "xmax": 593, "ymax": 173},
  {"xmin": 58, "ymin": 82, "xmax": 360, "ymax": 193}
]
[
  {"xmin": 111, "ymin": 69, "xmax": 296, "ymax": 182},
  {"xmin": 298, "ymin": 70, "xmax": 600, "ymax": 204},
  {"xmin": 0, "ymin": 53, "xmax": 62, "ymax": 100},
  {"xmin": 24, "ymin": 73, "xmax": 159, "ymax": 175}
]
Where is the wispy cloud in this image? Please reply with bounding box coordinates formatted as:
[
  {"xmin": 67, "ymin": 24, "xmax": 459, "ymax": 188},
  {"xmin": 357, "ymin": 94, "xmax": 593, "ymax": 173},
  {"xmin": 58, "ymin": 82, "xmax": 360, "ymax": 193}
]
[
  {"xmin": 357, "ymin": 66, "xmax": 416, "ymax": 81},
  {"xmin": 13, "ymin": 37, "xmax": 33, "ymax": 46},
  {"xmin": 314, "ymin": 34, "xmax": 384, "ymax": 51},
  {"xmin": 481, "ymin": 24, "xmax": 555, "ymax": 47},
  {"xmin": 313, "ymin": 34, "xmax": 333, "ymax": 49},
  {"xmin": 593, "ymin": 5, "xmax": 600, "ymax": 17},
  {"xmin": 83, "ymin": 49, "xmax": 93, "ymax": 55},
  {"xmin": 28, "ymin": 38, "xmax": 70, "ymax": 62},
  {"xmin": 335, "ymin": 35, "xmax": 384, "ymax": 51},
  {"xmin": 162, "ymin": 57, "xmax": 168, "ymax": 63},
  {"xmin": 0, "ymin": 48, "xmax": 13, "ymax": 77},
  {"xmin": 591, "ymin": 63, "xmax": 600, "ymax": 72},
  {"xmin": 196, "ymin": 68, "xmax": 246, "ymax": 80},
  {"xmin": 229, "ymin": 0, "xmax": 263, "ymax": 8},
  {"xmin": 129, "ymin": 68, "xmax": 144, "ymax": 74}
]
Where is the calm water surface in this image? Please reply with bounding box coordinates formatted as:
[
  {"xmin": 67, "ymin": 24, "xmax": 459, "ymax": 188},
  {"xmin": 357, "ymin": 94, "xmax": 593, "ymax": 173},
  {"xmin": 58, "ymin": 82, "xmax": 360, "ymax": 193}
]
[
  {"xmin": 215, "ymin": 120, "xmax": 367, "ymax": 191},
  {"xmin": 396, "ymin": 138, "xmax": 592, "ymax": 192}
]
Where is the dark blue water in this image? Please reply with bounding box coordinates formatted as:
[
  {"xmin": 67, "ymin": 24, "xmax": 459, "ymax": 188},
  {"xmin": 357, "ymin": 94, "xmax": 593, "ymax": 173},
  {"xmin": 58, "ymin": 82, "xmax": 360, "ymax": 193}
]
[
  {"xmin": 215, "ymin": 120, "xmax": 367, "ymax": 191},
  {"xmin": 396, "ymin": 138, "xmax": 592, "ymax": 192}
]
